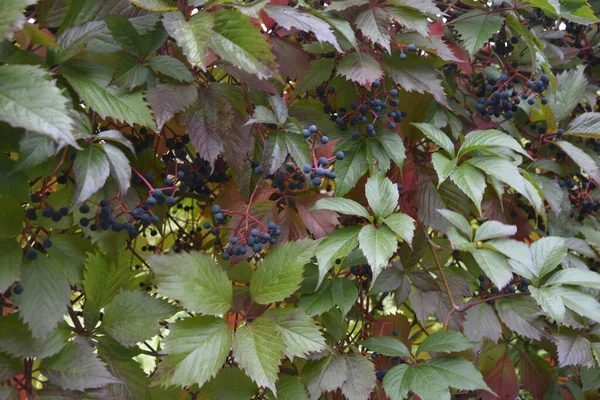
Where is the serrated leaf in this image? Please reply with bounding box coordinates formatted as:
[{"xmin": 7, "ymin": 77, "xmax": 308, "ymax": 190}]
[
  {"xmin": 129, "ymin": 0, "xmax": 177, "ymax": 11},
  {"xmin": 95, "ymin": 130, "xmax": 135, "ymax": 154},
  {"xmin": 148, "ymin": 251, "xmax": 233, "ymax": 315},
  {"xmin": 474, "ymin": 221, "xmax": 517, "ymax": 242},
  {"xmin": 564, "ymin": 112, "xmax": 600, "ymax": 138},
  {"xmin": 147, "ymin": 55, "xmax": 195, "ymax": 82},
  {"xmin": 336, "ymin": 52, "xmax": 382, "ymax": 88},
  {"xmin": 62, "ymin": 60, "xmax": 156, "ymax": 129},
  {"xmin": 382, "ymin": 55, "xmax": 448, "ymax": 105},
  {"xmin": 13, "ymin": 133, "xmax": 57, "ymax": 172},
  {"xmin": 556, "ymin": 140, "xmax": 600, "ymax": 186},
  {"xmin": 356, "ymin": 7, "xmax": 391, "ymax": 53},
  {"xmin": 0, "ymin": 65, "xmax": 76, "ymax": 147},
  {"xmin": 555, "ymin": 335, "xmax": 594, "ymax": 367},
  {"xmin": 470, "ymin": 248, "xmax": 512, "ymax": 290},
  {"xmin": 341, "ymin": 352, "xmax": 376, "ymax": 400},
  {"xmin": 232, "ymin": 317, "xmax": 284, "ymax": 395},
  {"xmin": 377, "ymin": 130, "xmax": 406, "ymax": 167},
  {"xmin": 558, "ymin": 286, "xmax": 600, "ymax": 323},
  {"xmin": 0, "ymin": 314, "xmax": 69, "ymax": 359},
  {"xmin": 365, "ymin": 175, "xmax": 398, "ymax": 218},
  {"xmin": 112, "ymin": 58, "xmax": 149, "ymax": 89},
  {"xmin": 382, "ymin": 364, "xmax": 411, "ymax": 400},
  {"xmin": 315, "ymin": 226, "xmax": 361, "ymax": 287},
  {"xmin": 268, "ymin": 95, "xmax": 288, "ymax": 125},
  {"xmin": 383, "ymin": 213, "xmax": 415, "ymax": 245},
  {"xmin": 358, "ymin": 224, "xmax": 397, "ymax": 284},
  {"xmin": 458, "ymin": 129, "xmax": 529, "ymax": 159},
  {"xmin": 416, "ymin": 330, "xmax": 476, "ymax": 356},
  {"xmin": 106, "ymin": 16, "xmax": 142, "ymax": 55},
  {"xmin": 463, "ymin": 303, "xmax": 502, "ymax": 343},
  {"xmin": 154, "ymin": 316, "xmax": 231, "ymax": 387},
  {"xmin": 545, "ymin": 268, "xmax": 600, "ymax": 289},
  {"xmin": 387, "ymin": 6, "xmax": 430, "ymax": 37},
  {"xmin": 102, "ymin": 291, "xmax": 176, "ymax": 347},
  {"xmin": 313, "ymin": 198, "xmax": 370, "ymax": 219},
  {"xmin": 162, "ymin": 11, "xmax": 213, "ymax": 70},
  {"xmin": 424, "ymin": 356, "xmax": 493, "ymax": 393},
  {"xmin": 334, "ymin": 140, "xmax": 369, "ymax": 197},
  {"xmin": 41, "ymin": 338, "xmax": 119, "ymax": 391},
  {"xmin": 304, "ymin": 354, "xmax": 347, "ymax": 400},
  {"xmin": 531, "ymin": 236, "xmax": 566, "ymax": 278},
  {"xmin": 101, "ymin": 143, "xmax": 131, "ymax": 195},
  {"xmin": 529, "ymin": 286, "xmax": 566, "ymax": 322},
  {"xmin": 196, "ymin": 367, "xmax": 257, "ymax": 400},
  {"xmin": 295, "ymin": 58, "xmax": 335, "ymax": 94},
  {"xmin": 270, "ymin": 375, "xmax": 308, "ymax": 400},
  {"xmin": 264, "ymin": 6, "xmax": 340, "ymax": 51},
  {"xmin": 450, "ymin": 163, "xmax": 486, "ymax": 215},
  {"xmin": 547, "ymin": 67, "xmax": 587, "ymax": 123},
  {"xmin": 582, "ymin": 367, "xmax": 600, "ymax": 391},
  {"xmin": 360, "ymin": 337, "xmax": 410, "ymax": 357},
  {"xmin": 72, "ymin": 144, "xmax": 110, "ymax": 207},
  {"xmin": 453, "ymin": 11, "xmax": 504, "ymax": 56},
  {"xmin": 0, "ymin": 0, "xmax": 38, "ymax": 40},
  {"xmin": 209, "ymin": 9, "xmax": 276, "ymax": 80},
  {"xmin": 332, "ymin": 278, "xmax": 358, "ymax": 316},
  {"xmin": 13, "ymin": 258, "xmax": 70, "ymax": 340},
  {"xmin": 496, "ymin": 296, "xmax": 545, "ymax": 341},
  {"xmin": 437, "ymin": 209, "xmax": 472, "ymax": 238},
  {"xmin": 251, "ymin": 239, "xmax": 318, "ymax": 304},
  {"xmin": 147, "ymin": 83, "xmax": 198, "ymax": 131},
  {"xmin": 411, "ymin": 123, "xmax": 455, "ymax": 156},
  {"xmin": 0, "ymin": 238, "xmax": 20, "ymax": 293},
  {"xmin": 431, "ymin": 152, "xmax": 456, "ymax": 184},
  {"xmin": 263, "ymin": 308, "xmax": 327, "ymax": 360}
]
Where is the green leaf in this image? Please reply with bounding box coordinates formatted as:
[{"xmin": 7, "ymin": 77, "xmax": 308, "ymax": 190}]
[
  {"xmin": 45, "ymin": 235, "xmax": 94, "ymax": 285},
  {"xmin": 196, "ymin": 367, "xmax": 257, "ymax": 400},
  {"xmin": 382, "ymin": 55, "xmax": 448, "ymax": 105},
  {"xmin": 470, "ymin": 248, "xmax": 513, "ymax": 290},
  {"xmin": 270, "ymin": 375, "xmax": 308, "ymax": 400},
  {"xmin": 315, "ymin": 226, "xmax": 361, "ymax": 287},
  {"xmin": 582, "ymin": 368, "xmax": 600, "ymax": 391},
  {"xmin": 387, "ymin": 5, "xmax": 430, "ymax": 37},
  {"xmin": 496, "ymin": 296, "xmax": 545, "ymax": 340},
  {"xmin": 251, "ymin": 239, "xmax": 319, "ymax": 304},
  {"xmin": 0, "ymin": 65, "xmax": 76, "ymax": 147},
  {"xmin": 129, "ymin": 0, "xmax": 178, "ymax": 11},
  {"xmin": 383, "ymin": 213, "xmax": 415, "ymax": 245},
  {"xmin": 546, "ymin": 268, "xmax": 600, "ymax": 289},
  {"xmin": 474, "ymin": 221, "xmax": 517, "ymax": 242},
  {"xmin": 437, "ymin": 209, "xmax": 472, "ymax": 238},
  {"xmin": 402, "ymin": 365, "xmax": 450, "ymax": 399},
  {"xmin": 336, "ymin": 51, "xmax": 383, "ymax": 87},
  {"xmin": 295, "ymin": 58, "xmax": 335, "ymax": 94},
  {"xmin": 360, "ymin": 337, "xmax": 410, "ymax": 357},
  {"xmin": 332, "ymin": 278, "xmax": 358, "ymax": 316},
  {"xmin": 13, "ymin": 258, "xmax": 70, "ymax": 340},
  {"xmin": 247, "ymin": 106, "xmax": 278, "ymax": 126},
  {"xmin": 0, "ymin": 195, "xmax": 24, "ymax": 239},
  {"xmin": 556, "ymin": 140, "xmax": 600, "ymax": 185},
  {"xmin": 40, "ymin": 338, "xmax": 119, "ymax": 391},
  {"xmin": 463, "ymin": 303, "xmax": 503, "ymax": 343},
  {"xmin": 313, "ymin": 197, "xmax": 370, "ymax": 218},
  {"xmin": 529, "ymin": 286, "xmax": 566, "ymax": 322},
  {"xmin": 355, "ymin": 7, "xmax": 391, "ymax": 53},
  {"xmin": 72, "ymin": 144, "xmax": 110, "ymax": 206},
  {"xmin": 365, "ymin": 175, "xmax": 398, "ymax": 218},
  {"xmin": 531, "ymin": 236, "xmax": 566, "ymax": 278},
  {"xmin": 101, "ymin": 143, "xmax": 131, "ymax": 195},
  {"xmin": 358, "ymin": 224, "xmax": 397, "ymax": 284},
  {"xmin": 377, "ymin": 130, "xmax": 406, "ymax": 168},
  {"xmin": 298, "ymin": 280, "xmax": 335, "ymax": 316},
  {"xmin": 154, "ymin": 316, "xmax": 231, "ymax": 387},
  {"xmin": 449, "ymin": 163, "xmax": 486, "ymax": 215},
  {"xmin": 209, "ymin": 9, "xmax": 276, "ymax": 80},
  {"xmin": 62, "ymin": 60, "xmax": 156, "ymax": 129},
  {"xmin": 269, "ymin": 95, "xmax": 288, "ymax": 125},
  {"xmin": 458, "ymin": 129, "xmax": 530, "ymax": 159},
  {"xmin": 12, "ymin": 133, "xmax": 57, "ymax": 172},
  {"xmin": 0, "ymin": 238, "xmax": 20, "ymax": 292},
  {"xmin": 147, "ymin": 55, "xmax": 195, "ymax": 82},
  {"xmin": 102, "ymin": 291, "xmax": 176, "ymax": 347},
  {"xmin": 232, "ymin": 317, "xmax": 284, "ymax": 395},
  {"xmin": 82, "ymin": 252, "xmax": 129, "ymax": 329},
  {"xmin": 453, "ymin": 11, "xmax": 504, "ymax": 56},
  {"xmin": 283, "ymin": 130, "xmax": 312, "ymax": 168},
  {"xmin": 106, "ymin": 16, "xmax": 142, "ymax": 56},
  {"xmin": 111, "ymin": 56, "xmax": 149, "ymax": 89},
  {"xmin": 564, "ymin": 112, "xmax": 600, "ymax": 139},
  {"xmin": 0, "ymin": 314, "xmax": 69, "ymax": 358},
  {"xmin": 149, "ymin": 251, "xmax": 233, "ymax": 315},
  {"xmin": 431, "ymin": 152, "xmax": 456, "ymax": 184},
  {"xmin": 303, "ymin": 354, "xmax": 347, "ymax": 399},
  {"xmin": 547, "ymin": 67, "xmax": 587, "ymax": 123},
  {"xmin": 341, "ymin": 352, "xmax": 377, "ymax": 400},
  {"xmin": 262, "ymin": 308, "xmax": 327, "ymax": 360},
  {"xmin": 383, "ymin": 364, "xmax": 411, "ymax": 400},
  {"xmin": 264, "ymin": 6, "xmax": 340, "ymax": 51},
  {"xmin": 162, "ymin": 11, "xmax": 214, "ymax": 70},
  {"xmin": 423, "ymin": 356, "xmax": 493, "ymax": 393},
  {"xmin": 558, "ymin": 287, "xmax": 600, "ymax": 323},
  {"xmin": 0, "ymin": 353, "xmax": 20, "ymax": 382},
  {"xmin": 416, "ymin": 331, "xmax": 476, "ymax": 356},
  {"xmin": 0, "ymin": 0, "xmax": 38, "ymax": 40},
  {"xmin": 333, "ymin": 140, "xmax": 369, "ymax": 197},
  {"xmin": 411, "ymin": 123, "xmax": 455, "ymax": 156},
  {"xmin": 146, "ymin": 83, "xmax": 198, "ymax": 132}
]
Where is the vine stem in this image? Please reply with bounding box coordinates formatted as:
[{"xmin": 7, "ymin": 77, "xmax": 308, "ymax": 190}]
[
  {"xmin": 425, "ymin": 233, "xmax": 458, "ymax": 327},
  {"xmin": 444, "ymin": 292, "xmax": 529, "ymax": 327}
]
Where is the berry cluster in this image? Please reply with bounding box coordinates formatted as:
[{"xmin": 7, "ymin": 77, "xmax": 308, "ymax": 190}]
[
  {"xmin": 220, "ymin": 215, "xmax": 283, "ymax": 260},
  {"xmin": 302, "ymin": 152, "xmax": 345, "ymax": 187},
  {"xmin": 477, "ymin": 274, "xmax": 531, "ymax": 304}
]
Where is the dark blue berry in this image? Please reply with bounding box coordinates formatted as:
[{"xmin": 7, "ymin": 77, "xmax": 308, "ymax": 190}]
[
  {"xmin": 318, "ymin": 157, "xmax": 328, "ymax": 166},
  {"xmin": 320, "ymin": 136, "xmax": 329, "ymax": 144},
  {"xmin": 13, "ymin": 285, "xmax": 23, "ymax": 295},
  {"xmin": 212, "ymin": 205, "xmax": 221, "ymax": 214},
  {"xmin": 406, "ymin": 44, "xmax": 416, "ymax": 52},
  {"xmin": 26, "ymin": 250, "xmax": 37, "ymax": 260},
  {"xmin": 215, "ymin": 212, "xmax": 224, "ymax": 222},
  {"xmin": 336, "ymin": 151, "xmax": 344, "ymax": 160},
  {"xmin": 309, "ymin": 125, "xmax": 318, "ymax": 133},
  {"xmin": 79, "ymin": 204, "xmax": 90, "ymax": 214},
  {"xmin": 399, "ymin": 53, "xmax": 407, "ymax": 60},
  {"xmin": 145, "ymin": 197, "xmax": 157, "ymax": 207}
]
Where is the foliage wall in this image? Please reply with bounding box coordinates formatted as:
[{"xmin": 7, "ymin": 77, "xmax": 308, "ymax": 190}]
[{"xmin": 1, "ymin": 0, "xmax": 600, "ymax": 398}]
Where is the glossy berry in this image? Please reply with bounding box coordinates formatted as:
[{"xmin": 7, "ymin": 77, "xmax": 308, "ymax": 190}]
[
  {"xmin": 320, "ymin": 136, "xmax": 329, "ymax": 144},
  {"xmin": 145, "ymin": 197, "xmax": 157, "ymax": 207},
  {"xmin": 26, "ymin": 250, "xmax": 38, "ymax": 260},
  {"xmin": 392, "ymin": 329, "xmax": 399, "ymax": 336},
  {"xmin": 375, "ymin": 368, "xmax": 389, "ymax": 381},
  {"xmin": 215, "ymin": 212, "xmax": 225, "ymax": 222},
  {"xmin": 13, "ymin": 285, "xmax": 23, "ymax": 295},
  {"xmin": 309, "ymin": 125, "xmax": 318, "ymax": 133},
  {"xmin": 212, "ymin": 205, "xmax": 221, "ymax": 214},
  {"xmin": 372, "ymin": 79, "xmax": 380, "ymax": 88},
  {"xmin": 43, "ymin": 239, "xmax": 52, "ymax": 248},
  {"xmin": 390, "ymin": 88, "xmax": 399, "ymax": 96},
  {"xmin": 79, "ymin": 204, "xmax": 90, "ymax": 213},
  {"xmin": 251, "ymin": 228, "xmax": 259, "ymax": 237},
  {"xmin": 406, "ymin": 43, "xmax": 416, "ymax": 52},
  {"xmin": 399, "ymin": 52, "xmax": 407, "ymax": 60},
  {"xmin": 302, "ymin": 129, "xmax": 310, "ymax": 138},
  {"xmin": 312, "ymin": 177, "xmax": 322, "ymax": 186},
  {"xmin": 336, "ymin": 151, "xmax": 345, "ymax": 160},
  {"xmin": 318, "ymin": 157, "xmax": 328, "ymax": 166}
]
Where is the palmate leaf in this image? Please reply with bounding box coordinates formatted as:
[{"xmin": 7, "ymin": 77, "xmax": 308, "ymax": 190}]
[
  {"xmin": 564, "ymin": 112, "xmax": 600, "ymax": 138},
  {"xmin": 147, "ymin": 83, "xmax": 198, "ymax": 131},
  {"xmin": 303, "ymin": 354, "xmax": 348, "ymax": 399},
  {"xmin": 416, "ymin": 331, "xmax": 476, "ymax": 355},
  {"xmin": 449, "ymin": 163, "xmax": 486, "ymax": 215},
  {"xmin": 453, "ymin": 11, "xmax": 504, "ymax": 56},
  {"xmin": 315, "ymin": 226, "xmax": 361, "ymax": 287},
  {"xmin": 358, "ymin": 224, "xmax": 397, "ymax": 284},
  {"xmin": 334, "ymin": 140, "xmax": 369, "ymax": 197},
  {"xmin": 365, "ymin": 175, "xmax": 399, "ymax": 219},
  {"xmin": 162, "ymin": 11, "xmax": 213, "ymax": 70},
  {"xmin": 101, "ymin": 143, "xmax": 131, "ymax": 195},
  {"xmin": 557, "ymin": 140, "xmax": 600, "ymax": 185},
  {"xmin": 356, "ymin": 7, "xmax": 392, "ymax": 53},
  {"xmin": 72, "ymin": 144, "xmax": 110, "ymax": 207},
  {"xmin": 313, "ymin": 197, "xmax": 370, "ymax": 218},
  {"xmin": 336, "ymin": 52, "xmax": 383, "ymax": 88},
  {"xmin": 547, "ymin": 67, "xmax": 587, "ymax": 123},
  {"xmin": 341, "ymin": 352, "xmax": 377, "ymax": 400},
  {"xmin": 0, "ymin": 65, "xmax": 77, "ymax": 147}
]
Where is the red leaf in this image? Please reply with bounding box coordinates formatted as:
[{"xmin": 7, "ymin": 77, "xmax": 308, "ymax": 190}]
[
  {"xmin": 479, "ymin": 352, "xmax": 519, "ymax": 400},
  {"xmin": 276, "ymin": 207, "xmax": 308, "ymax": 242},
  {"xmin": 295, "ymin": 194, "xmax": 340, "ymax": 238},
  {"xmin": 428, "ymin": 21, "xmax": 445, "ymax": 38},
  {"xmin": 446, "ymin": 41, "xmax": 472, "ymax": 74},
  {"xmin": 520, "ymin": 351, "xmax": 554, "ymax": 400}
]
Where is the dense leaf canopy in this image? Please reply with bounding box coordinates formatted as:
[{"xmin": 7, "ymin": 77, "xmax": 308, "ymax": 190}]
[{"xmin": 1, "ymin": 0, "xmax": 600, "ymax": 398}]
